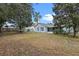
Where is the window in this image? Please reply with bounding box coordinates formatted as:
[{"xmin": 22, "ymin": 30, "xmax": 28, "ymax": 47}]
[{"xmin": 41, "ymin": 27, "xmax": 44, "ymax": 31}]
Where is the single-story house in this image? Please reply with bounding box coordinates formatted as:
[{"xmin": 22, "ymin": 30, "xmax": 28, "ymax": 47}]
[
  {"xmin": 33, "ymin": 23, "xmax": 54, "ymax": 32},
  {"xmin": 24, "ymin": 23, "xmax": 55, "ymax": 33},
  {"xmin": 24, "ymin": 23, "xmax": 75, "ymax": 33},
  {"xmin": 2, "ymin": 21, "xmax": 17, "ymax": 31}
]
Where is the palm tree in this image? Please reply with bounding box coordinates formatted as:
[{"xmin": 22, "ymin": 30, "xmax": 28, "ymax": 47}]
[{"xmin": 33, "ymin": 12, "xmax": 41, "ymax": 23}]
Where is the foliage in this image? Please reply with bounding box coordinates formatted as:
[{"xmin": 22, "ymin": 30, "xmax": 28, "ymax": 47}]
[
  {"xmin": 7, "ymin": 4, "xmax": 33, "ymax": 32},
  {"xmin": 0, "ymin": 4, "xmax": 33, "ymax": 32},
  {"xmin": 53, "ymin": 3, "xmax": 79, "ymax": 37},
  {"xmin": 33, "ymin": 12, "xmax": 41, "ymax": 23},
  {"xmin": 0, "ymin": 4, "xmax": 9, "ymax": 32}
]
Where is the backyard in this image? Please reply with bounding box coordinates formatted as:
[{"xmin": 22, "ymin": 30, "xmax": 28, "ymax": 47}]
[{"xmin": 0, "ymin": 32, "xmax": 79, "ymax": 55}]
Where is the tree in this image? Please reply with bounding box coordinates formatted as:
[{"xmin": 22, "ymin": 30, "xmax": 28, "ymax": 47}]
[
  {"xmin": 53, "ymin": 3, "xmax": 79, "ymax": 37},
  {"xmin": 33, "ymin": 12, "xmax": 41, "ymax": 23},
  {"xmin": 0, "ymin": 4, "xmax": 9, "ymax": 32},
  {"xmin": 6, "ymin": 4, "xmax": 33, "ymax": 32},
  {"xmin": 0, "ymin": 3, "xmax": 33, "ymax": 33},
  {"xmin": 53, "ymin": 4, "xmax": 66, "ymax": 34}
]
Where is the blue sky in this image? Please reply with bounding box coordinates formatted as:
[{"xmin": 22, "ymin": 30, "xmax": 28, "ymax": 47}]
[{"xmin": 33, "ymin": 3, "xmax": 54, "ymax": 24}]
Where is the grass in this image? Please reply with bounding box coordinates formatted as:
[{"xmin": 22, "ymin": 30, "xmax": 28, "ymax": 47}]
[{"xmin": 0, "ymin": 32, "xmax": 79, "ymax": 55}]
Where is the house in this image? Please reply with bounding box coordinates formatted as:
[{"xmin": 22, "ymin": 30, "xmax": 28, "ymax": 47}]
[
  {"xmin": 24, "ymin": 26, "xmax": 35, "ymax": 32},
  {"xmin": 24, "ymin": 23, "xmax": 75, "ymax": 34},
  {"xmin": 34, "ymin": 23, "xmax": 54, "ymax": 33},
  {"xmin": 2, "ymin": 20, "xmax": 17, "ymax": 31},
  {"xmin": 24, "ymin": 23, "xmax": 55, "ymax": 33}
]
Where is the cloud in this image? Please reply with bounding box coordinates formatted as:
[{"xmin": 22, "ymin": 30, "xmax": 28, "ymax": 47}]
[{"xmin": 42, "ymin": 14, "xmax": 53, "ymax": 22}]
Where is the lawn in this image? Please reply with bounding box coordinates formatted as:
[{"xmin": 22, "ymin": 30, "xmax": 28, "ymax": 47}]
[{"xmin": 0, "ymin": 32, "xmax": 79, "ymax": 56}]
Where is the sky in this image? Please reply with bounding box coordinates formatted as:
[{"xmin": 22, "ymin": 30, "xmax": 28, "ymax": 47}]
[{"xmin": 33, "ymin": 3, "xmax": 54, "ymax": 24}]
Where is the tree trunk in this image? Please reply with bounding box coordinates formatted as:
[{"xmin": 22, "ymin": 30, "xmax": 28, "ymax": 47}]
[
  {"xmin": 73, "ymin": 29, "xmax": 76, "ymax": 37},
  {"xmin": 73, "ymin": 24, "xmax": 77, "ymax": 37},
  {"xmin": 59, "ymin": 27, "xmax": 62, "ymax": 33},
  {"xmin": 68, "ymin": 26, "xmax": 71, "ymax": 34},
  {"xmin": 0, "ymin": 26, "xmax": 2, "ymax": 33},
  {"xmin": 59, "ymin": 26, "xmax": 62, "ymax": 34},
  {"xmin": 18, "ymin": 26, "xmax": 23, "ymax": 33}
]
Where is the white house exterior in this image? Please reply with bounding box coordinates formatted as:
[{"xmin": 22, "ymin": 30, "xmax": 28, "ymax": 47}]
[
  {"xmin": 24, "ymin": 26, "xmax": 35, "ymax": 32},
  {"xmin": 34, "ymin": 23, "xmax": 47, "ymax": 32},
  {"xmin": 24, "ymin": 23, "xmax": 75, "ymax": 34},
  {"xmin": 34, "ymin": 23, "xmax": 54, "ymax": 32},
  {"xmin": 2, "ymin": 22, "xmax": 16, "ymax": 28},
  {"xmin": 2, "ymin": 21, "xmax": 17, "ymax": 31},
  {"xmin": 24, "ymin": 23, "xmax": 54, "ymax": 33},
  {"xmin": 2, "ymin": 21, "xmax": 75, "ymax": 33}
]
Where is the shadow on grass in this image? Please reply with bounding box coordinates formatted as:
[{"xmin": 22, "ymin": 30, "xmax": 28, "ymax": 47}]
[
  {"xmin": 53, "ymin": 33, "xmax": 79, "ymax": 39},
  {"xmin": 0, "ymin": 32, "xmax": 27, "ymax": 37}
]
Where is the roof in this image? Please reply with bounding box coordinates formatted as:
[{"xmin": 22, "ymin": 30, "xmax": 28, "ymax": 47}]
[
  {"xmin": 2, "ymin": 21, "xmax": 16, "ymax": 28},
  {"xmin": 33, "ymin": 23, "xmax": 65, "ymax": 28},
  {"xmin": 33, "ymin": 23, "xmax": 54, "ymax": 27}
]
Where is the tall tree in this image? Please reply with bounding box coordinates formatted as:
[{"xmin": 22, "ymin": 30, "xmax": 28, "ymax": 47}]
[
  {"xmin": 6, "ymin": 4, "xmax": 33, "ymax": 32},
  {"xmin": 53, "ymin": 4, "xmax": 66, "ymax": 34},
  {"xmin": 0, "ymin": 4, "xmax": 9, "ymax": 32},
  {"xmin": 33, "ymin": 12, "xmax": 41, "ymax": 23},
  {"xmin": 53, "ymin": 3, "xmax": 79, "ymax": 37},
  {"xmin": 0, "ymin": 3, "xmax": 33, "ymax": 32}
]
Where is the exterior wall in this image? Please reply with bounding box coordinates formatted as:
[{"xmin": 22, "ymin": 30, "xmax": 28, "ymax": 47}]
[
  {"xmin": 24, "ymin": 24, "xmax": 54, "ymax": 33},
  {"xmin": 34, "ymin": 24, "xmax": 47, "ymax": 32},
  {"xmin": 24, "ymin": 23, "xmax": 74, "ymax": 33},
  {"xmin": 24, "ymin": 26, "xmax": 35, "ymax": 32},
  {"xmin": 2, "ymin": 22, "xmax": 17, "ymax": 32}
]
